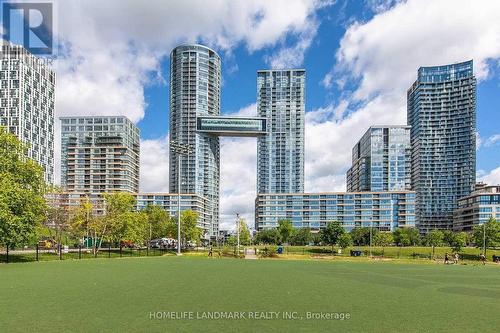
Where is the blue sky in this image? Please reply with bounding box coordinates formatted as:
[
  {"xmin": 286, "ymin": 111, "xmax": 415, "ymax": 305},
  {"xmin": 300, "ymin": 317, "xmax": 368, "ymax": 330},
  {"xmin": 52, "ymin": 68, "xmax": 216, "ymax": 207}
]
[{"xmin": 12, "ymin": 0, "xmax": 498, "ymax": 228}]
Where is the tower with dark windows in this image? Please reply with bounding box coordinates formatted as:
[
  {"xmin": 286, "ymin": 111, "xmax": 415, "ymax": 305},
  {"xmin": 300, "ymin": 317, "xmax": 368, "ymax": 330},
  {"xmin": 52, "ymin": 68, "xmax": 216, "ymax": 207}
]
[{"xmin": 407, "ymin": 60, "xmax": 476, "ymax": 232}]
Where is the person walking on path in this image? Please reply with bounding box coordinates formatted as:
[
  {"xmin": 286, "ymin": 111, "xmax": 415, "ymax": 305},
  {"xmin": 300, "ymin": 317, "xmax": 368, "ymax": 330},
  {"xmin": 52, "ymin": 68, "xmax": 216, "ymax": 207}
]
[
  {"xmin": 454, "ymin": 253, "xmax": 459, "ymax": 264},
  {"xmin": 444, "ymin": 253, "xmax": 450, "ymax": 265},
  {"xmin": 208, "ymin": 246, "xmax": 213, "ymax": 257}
]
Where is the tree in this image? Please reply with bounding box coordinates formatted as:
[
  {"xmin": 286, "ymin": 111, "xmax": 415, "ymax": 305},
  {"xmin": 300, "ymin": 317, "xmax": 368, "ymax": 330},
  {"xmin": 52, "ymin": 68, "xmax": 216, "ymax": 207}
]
[
  {"xmin": 338, "ymin": 233, "xmax": 353, "ymax": 249},
  {"xmin": 424, "ymin": 230, "xmax": 444, "ymax": 258},
  {"xmin": 406, "ymin": 228, "xmax": 421, "ymax": 246},
  {"xmin": 393, "ymin": 228, "xmax": 420, "ymax": 247},
  {"xmin": 70, "ymin": 198, "xmax": 101, "ymax": 255},
  {"xmin": 392, "ymin": 228, "xmax": 411, "ymax": 247},
  {"xmin": 104, "ymin": 192, "xmax": 145, "ymax": 246},
  {"xmin": 254, "ymin": 229, "xmax": 281, "ymax": 245},
  {"xmin": 0, "ymin": 128, "xmax": 47, "ymax": 248},
  {"xmin": 450, "ymin": 232, "xmax": 467, "ymax": 252},
  {"xmin": 234, "ymin": 219, "xmax": 251, "ymax": 246},
  {"xmin": 43, "ymin": 186, "xmax": 72, "ymax": 245},
  {"xmin": 182, "ymin": 210, "xmax": 202, "ymax": 244},
  {"xmin": 320, "ymin": 221, "xmax": 344, "ymax": 253},
  {"xmin": 442, "ymin": 230, "xmax": 455, "ymax": 247},
  {"xmin": 350, "ymin": 227, "xmax": 378, "ymax": 246},
  {"xmin": 290, "ymin": 227, "xmax": 312, "ymax": 246},
  {"xmin": 277, "ymin": 219, "xmax": 294, "ymax": 244},
  {"xmin": 143, "ymin": 205, "xmax": 171, "ymax": 240},
  {"xmin": 472, "ymin": 218, "xmax": 500, "ymax": 255},
  {"xmin": 374, "ymin": 232, "xmax": 393, "ymax": 256}
]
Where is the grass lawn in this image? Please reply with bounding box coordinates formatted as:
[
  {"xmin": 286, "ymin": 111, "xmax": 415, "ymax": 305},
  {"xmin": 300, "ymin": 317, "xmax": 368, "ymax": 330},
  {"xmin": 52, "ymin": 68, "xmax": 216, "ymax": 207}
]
[{"xmin": 1, "ymin": 257, "xmax": 499, "ymax": 333}]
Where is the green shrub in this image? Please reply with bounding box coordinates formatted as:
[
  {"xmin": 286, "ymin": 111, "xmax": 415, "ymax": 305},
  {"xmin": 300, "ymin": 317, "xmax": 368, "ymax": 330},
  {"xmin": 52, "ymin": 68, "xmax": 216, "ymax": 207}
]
[{"xmin": 259, "ymin": 246, "xmax": 278, "ymax": 258}]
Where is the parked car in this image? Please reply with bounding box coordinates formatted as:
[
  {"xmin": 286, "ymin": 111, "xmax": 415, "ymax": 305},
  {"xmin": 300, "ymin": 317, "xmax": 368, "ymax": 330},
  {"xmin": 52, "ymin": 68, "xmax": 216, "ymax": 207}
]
[{"xmin": 149, "ymin": 239, "xmax": 162, "ymax": 249}]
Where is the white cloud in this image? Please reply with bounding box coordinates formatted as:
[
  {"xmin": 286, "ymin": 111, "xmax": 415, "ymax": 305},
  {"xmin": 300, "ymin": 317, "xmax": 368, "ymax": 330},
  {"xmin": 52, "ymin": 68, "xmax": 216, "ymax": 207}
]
[
  {"xmin": 365, "ymin": 0, "xmax": 402, "ymax": 13},
  {"xmin": 265, "ymin": 19, "xmax": 318, "ymax": 69},
  {"xmin": 305, "ymin": 94, "xmax": 405, "ymax": 192},
  {"xmin": 139, "ymin": 136, "xmax": 170, "ymax": 193},
  {"xmin": 219, "ymin": 103, "xmax": 259, "ymax": 230},
  {"xmin": 332, "ymin": 0, "xmax": 500, "ymax": 102},
  {"xmin": 52, "ymin": 0, "xmax": 329, "ymax": 191},
  {"xmin": 479, "ymin": 167, "xmax": 500, "ymax": 186},
  {"xmin": 311, "ymin": 0, "xmax": 500, "ymax": 194},
  {"xmin": 484, "ymin": 134, "xmax": 500, "ymax": 147}
]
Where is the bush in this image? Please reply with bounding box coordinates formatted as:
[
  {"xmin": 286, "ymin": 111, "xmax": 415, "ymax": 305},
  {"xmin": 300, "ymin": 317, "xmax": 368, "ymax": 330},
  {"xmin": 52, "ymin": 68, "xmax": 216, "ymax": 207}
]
[{"xmin": 259, "ymin": 246, "xmax": 278, "ymax": 258}]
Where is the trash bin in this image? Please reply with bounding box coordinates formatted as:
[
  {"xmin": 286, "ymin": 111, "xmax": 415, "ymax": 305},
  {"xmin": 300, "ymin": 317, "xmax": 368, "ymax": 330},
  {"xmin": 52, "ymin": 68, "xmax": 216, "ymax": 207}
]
[{"xmin": 277, "ymin": 246, "xmax": 283, "ymax": 254}]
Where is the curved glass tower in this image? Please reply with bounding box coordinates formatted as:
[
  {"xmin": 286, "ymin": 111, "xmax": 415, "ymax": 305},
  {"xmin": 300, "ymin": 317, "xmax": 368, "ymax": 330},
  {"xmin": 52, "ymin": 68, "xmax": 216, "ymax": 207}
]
[
  {"xmin": 407, "ymin": 60, "xmax": 476, "ymax": 232},
  {"xmin": 169, "ymin": 44, "xmax": 221, "ymax": 237}
]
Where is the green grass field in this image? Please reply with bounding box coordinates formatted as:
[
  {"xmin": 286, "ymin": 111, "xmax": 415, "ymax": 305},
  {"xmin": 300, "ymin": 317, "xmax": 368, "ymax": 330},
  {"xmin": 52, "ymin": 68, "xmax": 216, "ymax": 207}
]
[{"xmin": 1, "ymin": 257, "xmax": 499, "ymax": 333}]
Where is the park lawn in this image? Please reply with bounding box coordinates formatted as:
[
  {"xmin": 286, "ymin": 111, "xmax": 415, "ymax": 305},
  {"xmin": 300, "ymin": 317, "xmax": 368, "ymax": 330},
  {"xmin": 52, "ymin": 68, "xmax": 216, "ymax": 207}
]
[{"xmin": 0, "ymin": 257, "xmax": 499, "ymax": 333}]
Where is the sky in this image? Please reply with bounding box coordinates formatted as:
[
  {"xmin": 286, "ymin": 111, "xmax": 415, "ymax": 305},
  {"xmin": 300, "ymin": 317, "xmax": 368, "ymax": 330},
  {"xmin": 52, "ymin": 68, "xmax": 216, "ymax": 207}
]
[{"xmin": 9, "ymin": 0, "xmax": 500, "ymax": 230}]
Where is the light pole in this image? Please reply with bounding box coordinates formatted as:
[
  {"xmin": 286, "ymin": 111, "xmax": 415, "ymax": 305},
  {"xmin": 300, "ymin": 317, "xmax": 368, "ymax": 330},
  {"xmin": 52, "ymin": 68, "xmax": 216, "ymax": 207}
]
[
  {"xmin": 170, "ymin": 141, "xmax": 194, "ymax": 256},
  {"xmin": 236, "ymin": 213, "xmax": 240, "ymax": 256},
  {"xmin": 483, "ymin": 222, "xmax": 486, "ymax": 255},
  {"xmin": 369, "ymin": 220, "xmax": 373, "ymax": 257}
]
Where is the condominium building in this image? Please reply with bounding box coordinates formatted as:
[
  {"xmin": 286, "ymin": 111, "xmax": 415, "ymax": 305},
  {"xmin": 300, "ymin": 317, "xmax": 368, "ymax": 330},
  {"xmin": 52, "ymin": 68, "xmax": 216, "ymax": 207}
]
[
  {"xmin": 255, "ymin": 191, "xmax": 416, "ymax": 232},
  {"xmin": 136, "ymin": 193, "xmax": 211, "ymax": 233},
  {"xmin": 257, "ymin": 69, "xmax": 305, "ymax": 194},
  {"xmin": 453, "ymin": 185, "xmax": 500, "ymax": 231},
  {"xmin": 0, "ymin": 44, "xmax": 55, "ymax": 183},
  {"xmin": 169, "ymin": 44, "xmax": 221, "ymax": 237},
  {"xmin": 60, "ymin": 116, "xmax": 140, "ymax": 193},
  {"xmin": 46, "ymin": 192, "xmax": 210, "ymax": 231},
  {"xmin": 347, "ymin": 126, "xmax": 411, "ymax": 192},
  {"xmin": 407, "ymin": 60, "xmax": 476, "ymax": 232}
]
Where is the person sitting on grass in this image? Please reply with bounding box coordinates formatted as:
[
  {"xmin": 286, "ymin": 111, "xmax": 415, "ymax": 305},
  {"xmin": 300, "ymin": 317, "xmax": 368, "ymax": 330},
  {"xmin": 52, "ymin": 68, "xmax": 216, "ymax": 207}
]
[{"xmin": 444, "ymin": 253, "xmax": 450, "ymax": 265}]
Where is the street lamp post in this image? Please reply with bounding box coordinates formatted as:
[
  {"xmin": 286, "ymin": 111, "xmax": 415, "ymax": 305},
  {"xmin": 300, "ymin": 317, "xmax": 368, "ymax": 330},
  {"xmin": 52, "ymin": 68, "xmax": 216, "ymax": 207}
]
[
  {"xmin": 483, "ymin": 222, "xmax": 486, "ymax": 255},
  {"xmin": 236, "ymin": 213, "xmax": 240, "ymax": 257},
  {"xmin": 369, "ymin": 220, "xmax": 373, "ymax": 257},
  {"xmin": 170, "ymin": 141, "xmax": 194, "ymax": 256}
]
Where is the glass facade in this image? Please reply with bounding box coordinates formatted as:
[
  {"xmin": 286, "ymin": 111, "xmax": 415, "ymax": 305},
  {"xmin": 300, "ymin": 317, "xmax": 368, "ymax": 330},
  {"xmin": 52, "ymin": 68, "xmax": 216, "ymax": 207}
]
[
  {"xmin": 169, "ymin": 44, "xmax": 221, "ymax": 237},
  {"xmin": 408, "ymin": 60, "xmax": 476, "ymax": 232},
  {"xmin": 47, "ymin": 192, "xmax": 210, "ymax": 230},
  {"xmin": 60, "ymin": 116, "xmax": 140, "ymax": 193},
  {"xmin": 255, "ymin": 192, "xmax": 416, "ymax": 232},
  {"xmin": 453, "ymin": 186, "xmax": 500, "ymax": 231},
  {"xmin": 257, "ymin": 69, "xmax": 305, "ymax": 194},
  {"xmin": 347, "ymin": 126, "xmax": 411, "ymax": 192},
  {"xmin": 197, "ymin": 116, "xmax": 266, "ymax": 136},
  {"xmin": 0, "ymin": 44, "xmax": 55, "ymax": 183}
]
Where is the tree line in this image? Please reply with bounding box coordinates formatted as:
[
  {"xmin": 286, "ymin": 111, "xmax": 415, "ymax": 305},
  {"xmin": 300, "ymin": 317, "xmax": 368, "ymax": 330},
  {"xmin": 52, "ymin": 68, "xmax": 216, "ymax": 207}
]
[
  {"xmin": 254, "ymin": 219, "xmax": 500, "ymax": 255},
  {"xmin": 0, "ymin": 128, "xmax": 202, "ymax": 252}
]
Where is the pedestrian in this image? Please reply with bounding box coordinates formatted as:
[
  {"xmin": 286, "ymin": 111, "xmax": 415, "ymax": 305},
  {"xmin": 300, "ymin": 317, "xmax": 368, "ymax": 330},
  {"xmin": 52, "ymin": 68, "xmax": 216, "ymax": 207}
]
[
  {"xmin": 480, "ymin": 253, "xmax": 486, "ymax": 265},
  {"xmin": 444, "ymin": 253, "xmax": 449, "ymax": 265},
  {"xmin": 454, "ymin": 253, "xmax": 459, "ymax": 264},
  {"xmin": 208, "ymin": 246, "xmax": 213, "ymax": 257}
]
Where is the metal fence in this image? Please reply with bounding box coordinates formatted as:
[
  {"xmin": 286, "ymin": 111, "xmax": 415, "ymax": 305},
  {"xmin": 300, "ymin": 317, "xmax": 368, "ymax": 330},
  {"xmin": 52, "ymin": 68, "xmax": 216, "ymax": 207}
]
[{"xmin": 0, "ymin": 244, "xmax": 182, "ymax": 264}]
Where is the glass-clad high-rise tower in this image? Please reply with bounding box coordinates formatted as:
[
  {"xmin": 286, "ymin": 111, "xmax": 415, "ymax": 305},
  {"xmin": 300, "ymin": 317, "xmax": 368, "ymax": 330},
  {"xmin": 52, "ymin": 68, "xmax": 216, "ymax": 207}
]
[
  {"xmin": 0, "ymin": 44, "xmax": 55, "ymax": 183},
  {"xmin": 60, "ymin": 116, "xmax": 140, "ymax": 193},
  {"xmin": 407, "ymin": 60, "xmax": 476, "ymax": 232},
  {"xmin": 347, "ymin": 126, "xmax": 411, "ymax": 192},
  {"xmin": 169, "ymin": 44, "xmax": 221, "ymax": 237},
  {"xmin": 257, "ymin": 69, "xmax": 305, "ymax": 194}
]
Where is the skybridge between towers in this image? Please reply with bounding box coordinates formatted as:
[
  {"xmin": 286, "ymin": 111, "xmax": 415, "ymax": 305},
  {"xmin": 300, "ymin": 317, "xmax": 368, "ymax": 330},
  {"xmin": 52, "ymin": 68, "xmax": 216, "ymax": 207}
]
[{"xmin": 196, "ymin": 116, "xmax": 267, "ymax": 137}]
